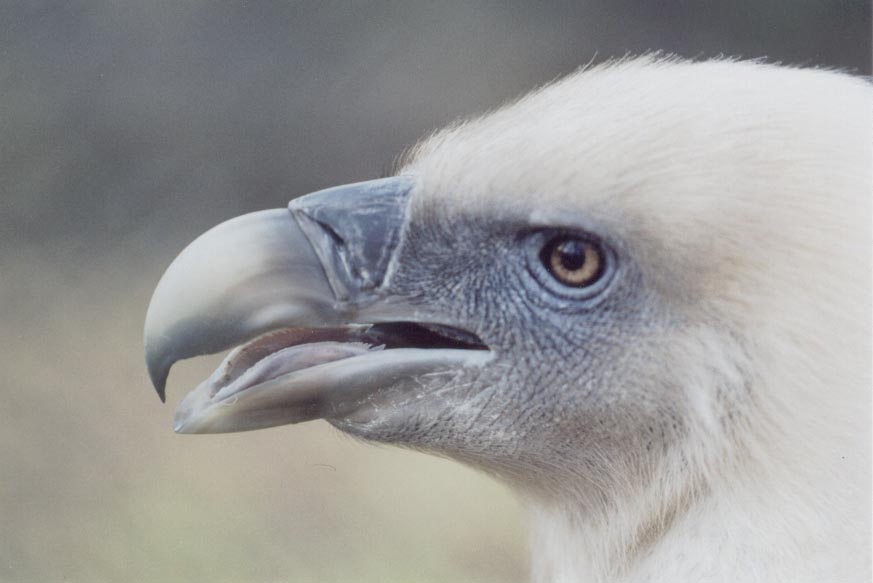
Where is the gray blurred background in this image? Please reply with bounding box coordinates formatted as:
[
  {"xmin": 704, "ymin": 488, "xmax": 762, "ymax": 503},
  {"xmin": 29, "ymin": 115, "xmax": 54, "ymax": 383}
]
[{"xmin": 1, "ymin": 2, "xmax": 869, "ymax": 581}]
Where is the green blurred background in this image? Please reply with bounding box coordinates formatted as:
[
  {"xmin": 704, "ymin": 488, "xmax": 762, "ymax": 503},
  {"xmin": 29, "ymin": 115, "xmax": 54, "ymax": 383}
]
[{"xmin": 1, "ymin": 2, "xmax": 869, "ymax": 581}]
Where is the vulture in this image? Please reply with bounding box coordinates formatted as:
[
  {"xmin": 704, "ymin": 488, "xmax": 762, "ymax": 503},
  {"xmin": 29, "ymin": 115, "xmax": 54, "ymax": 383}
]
[{"xmin": 144, "ymin": 57, "xmax": 872, "ymax": 582}]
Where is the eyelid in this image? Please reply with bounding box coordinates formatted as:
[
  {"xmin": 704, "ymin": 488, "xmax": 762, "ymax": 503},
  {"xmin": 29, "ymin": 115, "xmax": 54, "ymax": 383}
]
[{"xmin": 523, "ymin": 230, "xmax": 617, "ymax": 305}]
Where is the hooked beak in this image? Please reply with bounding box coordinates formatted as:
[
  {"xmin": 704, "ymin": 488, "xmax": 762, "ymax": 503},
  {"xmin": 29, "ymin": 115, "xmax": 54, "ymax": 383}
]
[{"xmin": 144, "ymin": 177, "xmax": 489, "ymax": 434}]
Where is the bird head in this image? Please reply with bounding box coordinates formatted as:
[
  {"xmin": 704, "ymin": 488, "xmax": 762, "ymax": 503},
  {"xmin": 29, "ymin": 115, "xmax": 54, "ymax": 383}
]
[{"xmin": 145, "ymin": 57, "xmax": 871, "ymax": 509}]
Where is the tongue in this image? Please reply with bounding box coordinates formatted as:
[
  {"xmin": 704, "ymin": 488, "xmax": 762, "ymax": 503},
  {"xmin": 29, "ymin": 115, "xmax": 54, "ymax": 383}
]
[{"xmin": 210, "ymin": 341, "xmax": 381, "ymax": 401}]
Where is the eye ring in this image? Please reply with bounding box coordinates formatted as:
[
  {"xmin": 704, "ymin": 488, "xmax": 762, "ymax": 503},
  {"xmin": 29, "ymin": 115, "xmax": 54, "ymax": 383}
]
[
  {"xmin": 539, "ymin": 236, "xmax": 604, "ymax": 288},
  {"xmin": 524, "ymin": 230, "xmax": 616, "ymax": 303}
]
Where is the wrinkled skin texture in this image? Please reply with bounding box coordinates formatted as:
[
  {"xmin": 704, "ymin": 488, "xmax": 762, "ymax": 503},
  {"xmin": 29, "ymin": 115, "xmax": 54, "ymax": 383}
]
[
  {"xmin": 147, "ymin": 57, "xmax": 871, "ymax": 582},
  {"xmin": 331, "ymin": 195, "xmax": 683, "ymax": 496}
]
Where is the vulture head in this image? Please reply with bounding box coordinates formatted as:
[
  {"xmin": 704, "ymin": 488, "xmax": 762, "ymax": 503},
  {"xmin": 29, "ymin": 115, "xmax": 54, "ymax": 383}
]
[{"xmin": 145, "ymin": 57, "xmax": 871, "ymax": 581}]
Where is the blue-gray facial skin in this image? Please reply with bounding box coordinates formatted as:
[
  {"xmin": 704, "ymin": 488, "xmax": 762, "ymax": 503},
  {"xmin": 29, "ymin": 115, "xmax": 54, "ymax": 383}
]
[
  {"xmin": 144, "ymin": 173, "xmax": 690, "ymax": 503},
  {"xmin": 329, "ymin": 195, "xmax": 678, "ymax": 495}
]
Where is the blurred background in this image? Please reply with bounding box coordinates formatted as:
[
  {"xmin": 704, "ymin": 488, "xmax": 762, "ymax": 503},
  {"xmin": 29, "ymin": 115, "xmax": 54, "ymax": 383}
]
[{"xmin": 1, "ymin": 1, "xmax": 869, "ymax": 581}]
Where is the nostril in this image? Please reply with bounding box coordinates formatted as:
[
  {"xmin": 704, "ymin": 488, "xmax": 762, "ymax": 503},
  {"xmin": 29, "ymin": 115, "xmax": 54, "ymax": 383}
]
[
  {"xmin": 288, "ymin": 176, "xmax": 415, "ymax": 296},
  {"xmin": 315, "ymin": 219, "xmax": 345, "ymax": 248}
]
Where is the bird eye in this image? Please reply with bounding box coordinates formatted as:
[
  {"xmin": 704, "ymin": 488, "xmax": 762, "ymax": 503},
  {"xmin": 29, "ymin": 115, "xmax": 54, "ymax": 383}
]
[
  {"xmin": 539, "ymin": 236, "xmax": 604, "ymax": 288},
  {"xmin": 524, "ymin": 230, "xmax": 615, "ymax": 304}
]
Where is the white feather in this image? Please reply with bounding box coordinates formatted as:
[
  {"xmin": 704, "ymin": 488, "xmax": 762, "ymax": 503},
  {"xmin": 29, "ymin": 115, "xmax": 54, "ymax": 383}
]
[{"xmin": 406, "ymin": 56, "xmax": 872, "ymax": 582}]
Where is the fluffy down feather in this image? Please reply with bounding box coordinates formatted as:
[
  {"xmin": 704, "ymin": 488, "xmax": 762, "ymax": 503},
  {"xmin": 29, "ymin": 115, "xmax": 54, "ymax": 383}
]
[{"xmin": 400, "ymin": 56, "xmax": 872, "ymax": 583}]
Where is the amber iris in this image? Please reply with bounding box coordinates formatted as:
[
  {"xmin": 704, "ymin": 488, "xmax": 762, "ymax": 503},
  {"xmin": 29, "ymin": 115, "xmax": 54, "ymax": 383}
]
[{"xmin": 541, "ymin": 237, "xmax": 603, "ymax": 287}]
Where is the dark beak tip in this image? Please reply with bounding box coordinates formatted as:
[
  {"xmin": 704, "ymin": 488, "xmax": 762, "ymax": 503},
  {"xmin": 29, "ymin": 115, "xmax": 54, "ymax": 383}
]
[
  {"xmin": 145, "ymin": 347, "xmax": 169, "ymax": 403},
  {"xmin": 144, "ymin": 178, "xmax": 416, "ymax": 408},
  {"xmin": 150, "ymin": 371, "xmax": 168, "ymax": 403}
]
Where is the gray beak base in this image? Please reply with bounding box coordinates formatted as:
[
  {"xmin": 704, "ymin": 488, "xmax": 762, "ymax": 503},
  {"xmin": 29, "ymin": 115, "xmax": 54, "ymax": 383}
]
[
  {"xmin": 290, "ymin": 176, "xmax": 414, "ymax": 300},
  {"xmin": 143, "ymin": 177, "xmax": 490, "ymax": 433}
]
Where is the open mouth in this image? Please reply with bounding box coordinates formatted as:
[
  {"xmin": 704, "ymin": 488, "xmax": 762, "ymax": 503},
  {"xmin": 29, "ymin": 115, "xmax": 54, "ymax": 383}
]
[
  {"xmin": 168, "ymin": 320, "xmax": 491, "ymax": 434},
  {"xmin": 205, "ymin": 323, "xmax": 489, "ymax": 402},
  {"xmin": 144, "ymin": 178, "xmax": 494, "ymax": 434}
]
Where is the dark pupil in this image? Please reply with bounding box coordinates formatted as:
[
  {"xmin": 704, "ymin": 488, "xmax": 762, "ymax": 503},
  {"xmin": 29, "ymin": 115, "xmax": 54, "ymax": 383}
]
[{"xmin": 555, "ymin": 239, "xmax": 586, "ymax": 271}]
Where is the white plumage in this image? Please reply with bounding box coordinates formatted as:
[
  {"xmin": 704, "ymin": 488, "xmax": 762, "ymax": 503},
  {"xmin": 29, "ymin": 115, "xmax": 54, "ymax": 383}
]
[
  {"xmin": 404, "ymin": 56, "xmax": 872, "ymax": 582},
  {"xmin": 147, "ymin": 56, "xmax": 872, "ymax": 582}
]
